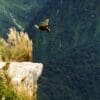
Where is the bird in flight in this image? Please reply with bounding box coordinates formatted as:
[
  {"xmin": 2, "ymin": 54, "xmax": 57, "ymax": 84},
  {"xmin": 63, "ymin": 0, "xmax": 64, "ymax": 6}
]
[{"xmin": 34, "ymin": 18, "xmax": 51, "ymax": 32}]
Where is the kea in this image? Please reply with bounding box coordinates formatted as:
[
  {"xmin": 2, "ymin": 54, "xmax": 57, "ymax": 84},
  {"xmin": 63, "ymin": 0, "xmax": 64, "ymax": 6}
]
[{"xmin": 34, "ymin": 18, "xmax": 51, "ymax": 32}]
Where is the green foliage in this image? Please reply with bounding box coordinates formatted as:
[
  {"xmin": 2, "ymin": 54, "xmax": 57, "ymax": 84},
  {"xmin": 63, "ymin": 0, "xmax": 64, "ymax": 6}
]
[
  {"xmin": 0, "ymin": 69, "xmax": 36, "ymax": 100},
  {"xmin": 0, "ymin": 69, "xmax": 18, "ymax": 100}
]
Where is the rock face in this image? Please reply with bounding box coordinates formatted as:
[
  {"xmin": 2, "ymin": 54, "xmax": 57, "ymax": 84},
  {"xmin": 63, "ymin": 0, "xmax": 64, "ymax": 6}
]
[{"xmin": 0, "ymin": 62, "xmax": 43, "ymax": 100}]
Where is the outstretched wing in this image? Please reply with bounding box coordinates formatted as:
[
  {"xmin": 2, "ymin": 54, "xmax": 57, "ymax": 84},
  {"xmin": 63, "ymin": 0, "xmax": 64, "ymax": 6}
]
[{"xmin": 39, "ymin": 19, "xmax": 49, "ymax": 27}]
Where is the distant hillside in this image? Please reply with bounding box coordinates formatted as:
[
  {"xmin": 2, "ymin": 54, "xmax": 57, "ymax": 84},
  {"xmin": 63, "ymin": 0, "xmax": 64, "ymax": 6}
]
[
  {"xmin": 0, "ymin": 0, "xmax": 47, "ymax": 35},
  {"xmin": 27, "ymin": 0, "xmax": 100, "ymax": 100}
]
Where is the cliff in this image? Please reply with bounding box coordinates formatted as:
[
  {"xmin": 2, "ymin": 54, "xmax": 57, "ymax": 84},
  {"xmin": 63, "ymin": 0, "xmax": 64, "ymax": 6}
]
[
  {"xmin": 0, "ymin": 62, "xmax": 43, "ymax": 100},
  {"xmin": 0, "ymin": 27, "xmax": 40, "ymax": 100}
]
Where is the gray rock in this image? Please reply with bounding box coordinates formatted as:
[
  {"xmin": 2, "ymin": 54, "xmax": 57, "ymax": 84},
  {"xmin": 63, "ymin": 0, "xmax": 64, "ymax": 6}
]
[{"xmin": 0, "ymin": 62, "xmax": 43, "ymax": 99}]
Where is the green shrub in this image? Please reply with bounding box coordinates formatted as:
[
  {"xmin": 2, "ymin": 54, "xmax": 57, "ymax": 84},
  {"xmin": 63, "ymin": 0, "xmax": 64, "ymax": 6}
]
[{"xmin": 0, "ymin": 70, "xmax": 35, "ymax": 100}]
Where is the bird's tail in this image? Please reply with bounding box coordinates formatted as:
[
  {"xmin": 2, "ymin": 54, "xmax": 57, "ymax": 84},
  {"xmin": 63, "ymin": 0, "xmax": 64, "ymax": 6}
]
[{"xmin": 34, "ymin": 24, "xmax": 39, "ymax": 29}]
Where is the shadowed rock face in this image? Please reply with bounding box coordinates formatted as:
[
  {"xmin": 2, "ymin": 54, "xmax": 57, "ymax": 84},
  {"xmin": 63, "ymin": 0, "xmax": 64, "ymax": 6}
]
[{"xmin": 0, "ymin": 62, "xmax": 43, "ymax": 100}]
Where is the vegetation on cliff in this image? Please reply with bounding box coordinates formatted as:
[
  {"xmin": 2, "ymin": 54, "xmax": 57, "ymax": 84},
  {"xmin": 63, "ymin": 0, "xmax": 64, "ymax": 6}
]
[
  {"xmin": 0, "ymin": 27, "xmax": 32, "ymax": 61},
  {"xmin": 0, "ymin": 68, "xmax": 36, "ymax": 100},
  {"xmin": 0, "ymin": 28, "xmax": 37, "ymax": 100}
]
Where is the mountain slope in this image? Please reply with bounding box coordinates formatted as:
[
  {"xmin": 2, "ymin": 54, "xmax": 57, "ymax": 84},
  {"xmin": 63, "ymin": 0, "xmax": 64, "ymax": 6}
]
[
  {"xmin": 0, "ymin": 0, "xmax": 47, "ymax": 35},
  {"xmin": 26, "ymin": 0, "xmax": 100, "ymax": 100}
]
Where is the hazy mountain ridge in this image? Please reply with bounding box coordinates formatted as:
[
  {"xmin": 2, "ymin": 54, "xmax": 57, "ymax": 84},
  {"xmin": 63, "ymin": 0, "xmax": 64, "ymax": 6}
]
[{"xmin": 31, "ymin": 0, "xmax": 100, "ymax": 100}]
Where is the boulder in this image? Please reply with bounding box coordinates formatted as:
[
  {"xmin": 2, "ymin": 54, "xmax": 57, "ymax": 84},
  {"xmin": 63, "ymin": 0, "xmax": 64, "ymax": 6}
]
[{"xmin": 0, "ymin": 62, "xmax": 43, "ymax": 100}]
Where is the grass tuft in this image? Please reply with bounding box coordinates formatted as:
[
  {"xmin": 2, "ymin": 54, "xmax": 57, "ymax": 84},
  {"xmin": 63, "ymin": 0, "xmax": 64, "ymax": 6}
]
[
  {"xmin": 0, "ymin": 69, "xmax": 37, "ymax": 100},
  {"xmin": 0, "ymin": 27, "xmax": 33, "ymax": 61}
]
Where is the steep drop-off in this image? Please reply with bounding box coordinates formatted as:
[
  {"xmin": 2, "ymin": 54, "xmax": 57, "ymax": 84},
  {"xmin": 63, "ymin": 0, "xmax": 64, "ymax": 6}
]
[{"xmin": 27, "ymin": 0, "xmax": 100, "ymax": 100}]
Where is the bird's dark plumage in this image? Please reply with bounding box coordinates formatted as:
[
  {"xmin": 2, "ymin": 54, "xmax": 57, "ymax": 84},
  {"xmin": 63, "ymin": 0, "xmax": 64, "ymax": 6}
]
[{"xmin": 34, "ymin": 19, "xmax": 51, "ymax": 32}]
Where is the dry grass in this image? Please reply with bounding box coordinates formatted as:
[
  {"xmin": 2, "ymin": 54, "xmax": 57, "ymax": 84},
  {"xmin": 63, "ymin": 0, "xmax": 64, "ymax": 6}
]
[
  {"xmin": 0, "ymin": 27, "xmax": 33, "ymax": 61},
  {"xmin": 0, "ymin": 69, "xmax": 37, "ymax": 100},
  {"xmin": 0, "ymin": 28, "xmax": 37, "ymax": 100}
]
